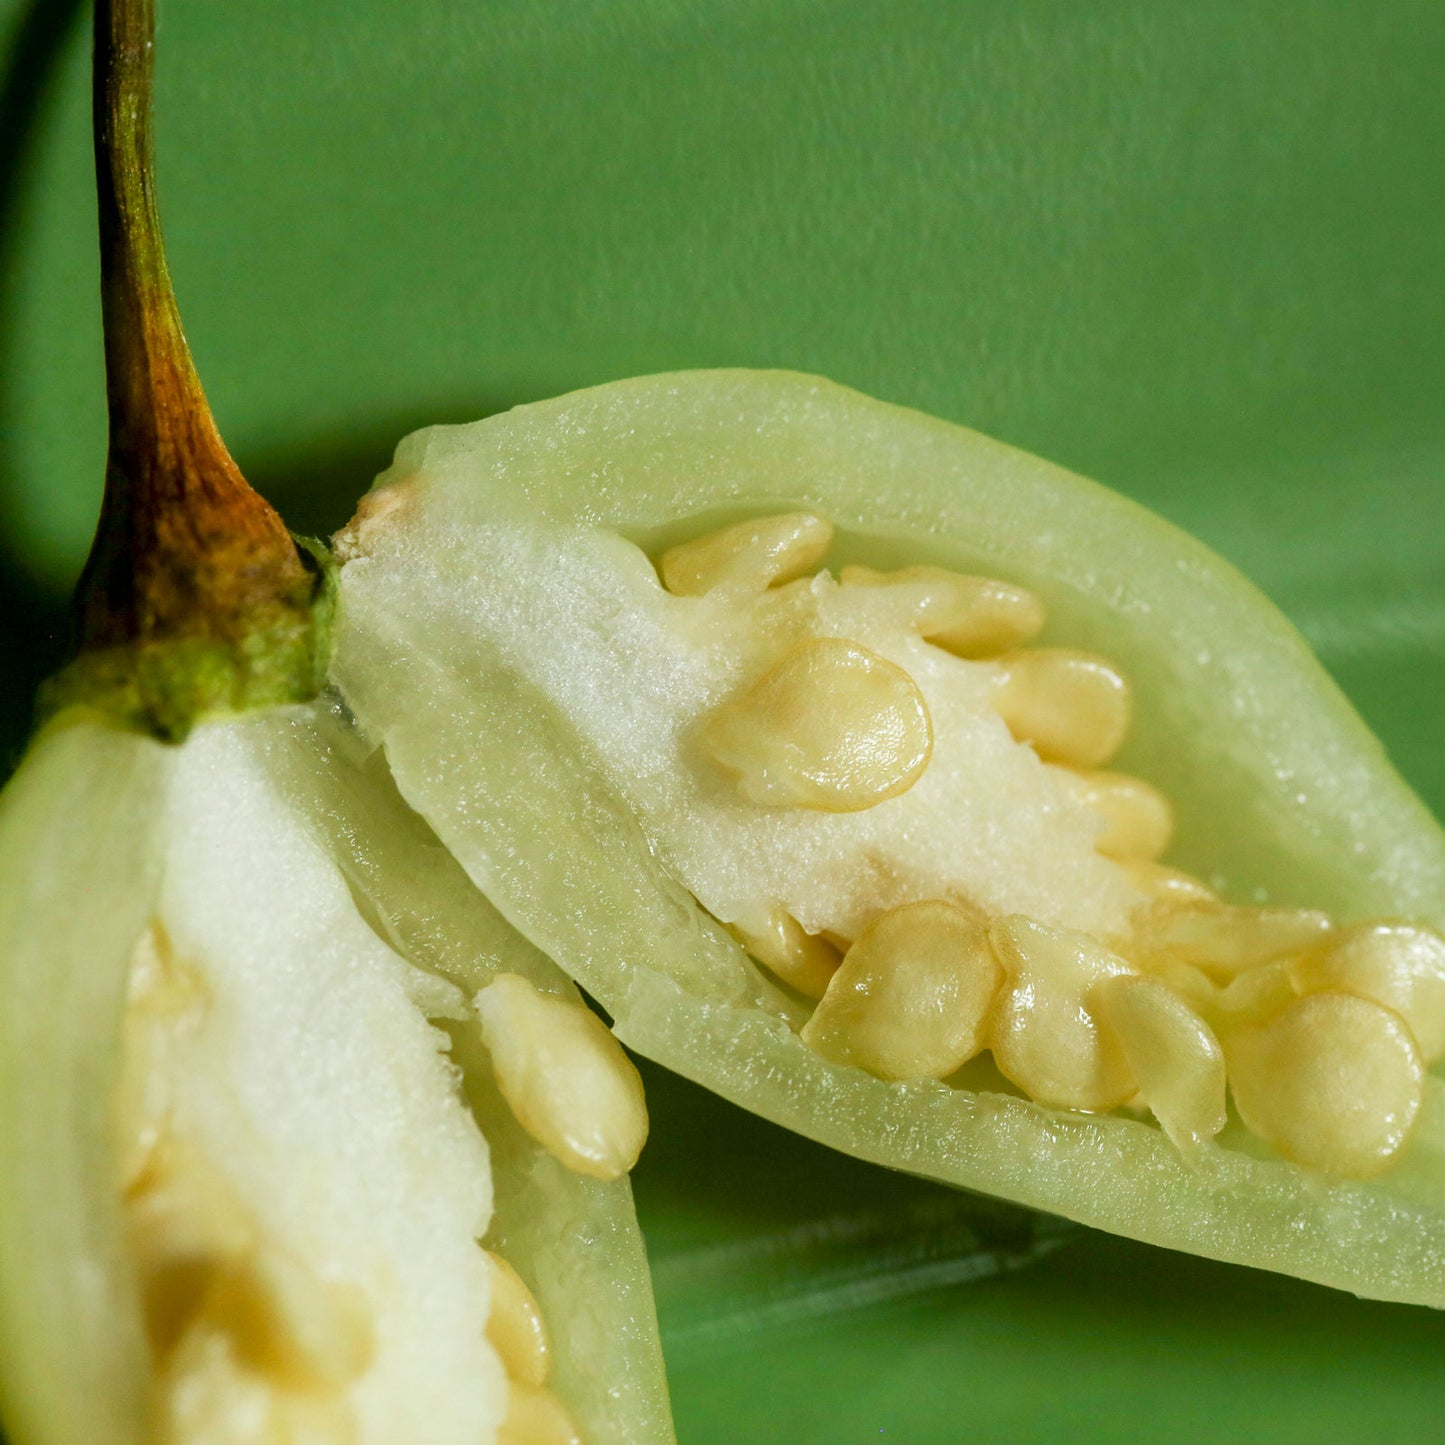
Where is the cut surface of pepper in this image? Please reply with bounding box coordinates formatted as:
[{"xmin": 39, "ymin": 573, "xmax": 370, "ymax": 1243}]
[{"xmin": 331, "ymin": 368, "xmax": 1445, "ymax": 1308}]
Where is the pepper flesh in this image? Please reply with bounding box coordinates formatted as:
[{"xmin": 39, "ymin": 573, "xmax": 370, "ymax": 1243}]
[{"xmin": 330, "ymin": 368, "xmax": 1445, "ymax": 1307}]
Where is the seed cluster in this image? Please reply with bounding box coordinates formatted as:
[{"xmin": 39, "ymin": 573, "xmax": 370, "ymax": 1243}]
[
  {"xmin": 659, "ymin": 512, "xmax": 1445, "ymax": 1180},
  {"xmin": 118, "ymin": 935, "xmax": 593, "ymax": 1442},
  {"xmin": 118, "ymin": 925, "xmax": 375, "ymax": 1441}
]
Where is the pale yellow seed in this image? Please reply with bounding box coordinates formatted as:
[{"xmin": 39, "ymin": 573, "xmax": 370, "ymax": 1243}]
[
  {"xmin": 727, "ymin": 906, "xmax": 843, "ymax": 1000},
  {"xmin": 1099, "ymin": 975, "xmax": 1226, "ymax": 1152},
  {"xmin": 992, "ymin": 648, "xmax": 1131, "ymax": 768},
  {"xmin": 210, "ymin": 1245, "xmax": 374, "ymax": 1391},
  {"xmin": 838, "ymin": 563, "xmax": 1046, "ymax": 657},
  {"xmin": 482, "ymin": 1250, "xmax": 552, "ymax": 1389},
  {"xmin": 659, "ymin": 512, "xmax": 833, "ymax": 596},
  {"xmin": 1226, "ymin": 992, "xmax": 1423, "ymax": 1178},
  {"xmin": 499, "ymin": 1384, "xmax": 584, "ymax": 1445},
  {"xmin": 696, "ymin": 638, "xmax": 933, "ymax": 812},
  {"xmin": 125, "ymin": 1138, "xmax": 258, "ymax": 1357},
  {"xmin": 114, "ymin": 923, "xmax": 210, "ymax": 1191},
  {"xmin": 1145, "ymin": 902, "xmax": 1332, "ymax": 977},
  {"xmin": 1119, "ymin": 862, "xmax": 1219, "ymax": 906},
  {"xmin": 1216, "ymin": 959, "xmax": 1298, "ymax": 1026},
  {"xmin": 988, "ymin": 915, "xmax": 1137, "ymax": 1111},
  {"xmin": 1291, "ymin": 921, "xmax": 1445, "ymax": 1063},
  {"xmin": 1138, "ymin": 954, "xmax": 1218, "ymax": 1015},
  {"xmin": 476, "ymin": 974, "xmax": 649, "ymax": 1180},
  {"xmin": 156, "ymin": 1328, "xmax": 359, "ymax": 1445},
  {"xmin": 800, "ymin": 901, "xmax": 1002, "ymax": 1081},
  {"xmin": 1053, "ymin": 768, "xmax": 1173, "ymax": 861}
]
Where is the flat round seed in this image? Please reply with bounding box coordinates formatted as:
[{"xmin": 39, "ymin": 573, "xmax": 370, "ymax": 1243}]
[
  {"xmin": 1226, "ymin": 992, "xmax": 1424, "ymax": 1178},
  {"xmin": 499, "ymin": 1384, "xmax": 584, "ymax": 1445},
  {"xmin": 476, "ymin": 974, "xmax": 649, "ymax": 1180},
  {"xmin": 992, "ymin": 648, "xmax": 1131, "ymax": 768},
  {"xmin": 1291, "ymin": 921, "xmax": 1445, "ymax": 1063},
  {"xmin": 988, "ymin": 915, "xmax": 1137, "ymax": 1111},
  {"xmin": 1120, "ymin": 862, "xmax": 1219, "ymax": 905},
  {"xmin": 1143, "ymin": 902, "xmax": 1332, "ymax": 977},
  {"xmin": 1216, "ymin": 959, "xmax": 1298, "ymax": 1026},
  {"xmin": 838, "ymin": 563, "xmax": 1046, "ymax": 657},
  {"xmin": 696, "ymin": 638, "xmax": 933, "ymax": 812},
  {"xmin": 659, "ymin": 511, "xmax": 833, "ymax": 596},
  {"xmin": 799, "ymin": 900, "xmax": 1002, "ymax": 1080},
  {"xmin": 482, "ymin": 1250, "xmax": 552, "ymax": 1389},
  {"xmin": 728, "ymin": 905, "xmax": 843, "ymax": 1000},
  {"xmin": 1054, "ymin": 768, "xmax": 1174, "ymax": 861},
  {"xmin": 1099, "ymin": 975, "xmax": 1226, "ymax": 1151}
]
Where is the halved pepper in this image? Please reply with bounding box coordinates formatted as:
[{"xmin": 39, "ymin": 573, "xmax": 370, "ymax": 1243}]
[
  {"xmin": 0, "ymin": 703, "xmax": 672, "ymax": 1444},
  {"xmin": 0, "ymin": 1, "xmax": 674, "ymax": 1438},
  {"xmin": 330, "ymin": 368, "xmax": 1445, "ymax": 1307}
]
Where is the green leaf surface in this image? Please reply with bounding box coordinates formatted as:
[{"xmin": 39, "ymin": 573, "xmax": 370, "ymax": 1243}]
[{"xmin": 2, "ymin": 0, "xmax": 1444, "ymax": 1439}]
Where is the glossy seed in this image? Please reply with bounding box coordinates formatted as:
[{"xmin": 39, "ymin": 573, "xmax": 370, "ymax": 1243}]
[
  {"xmin": 728, "ymin": 905, "xmax": 843, "ymax": 1000},
  {"xmin": 659, "ymin": 511, "xmax": 833, "ymax": 595},
  {"xmin": 838, "ymin": 563, "xmax": 1046, "ymax": 657},
  {"xmin": 992, "ymin": 648, "xmax": 1131, "ymax": 768},
  {"xmin": 1119, "ymin": 862, "xmax": 1219, "ymax": 905},
  {"xmin": 1054, "ymin": 768, "xmax": 1173, "ymax": 861},
  {"xmin": 988, "ymin": 915, "xmax": 1136, "ymax": 1111},
  {"xmin": 482, "ymin": 1249, "xmax": 552, "ymax": 1389},
  {"xmin": 1145, "ymin": 903, "xmax": 1332, "ymax": 977},
  {"xmin": 1099, "ymin": 975, "xmax": 1226, "ymax": 1152},
  {"xmin": 697, "ymin": 638, "xmax": 933, "ymax": 811},
  {"xmin": 1226, "ymin": 992, "xmax": 1424, "ymax": 1178},
  {"xmin": 1216, "ymin": 959, "xmax": 1298, "ymax": 1025},
  {"xmin": 800, "ymin": 901, "xmax": 1002, "ymax": 1080},
  {"xmin": 499, "ymin": 1384, "xmax": 584, "ymax": 1445},
  {"xmin": 476, "ymin": 974, "xmax": 649, "ymax": 1180},
  {"xmin": 1290, "ymin": 921, "xmax": 1445, "ymax": 1063}
]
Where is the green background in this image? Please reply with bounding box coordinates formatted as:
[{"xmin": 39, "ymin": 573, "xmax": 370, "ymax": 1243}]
[{"xmin": 3, "ymin": 0, "xmax": 1445, "ymax": 1439}]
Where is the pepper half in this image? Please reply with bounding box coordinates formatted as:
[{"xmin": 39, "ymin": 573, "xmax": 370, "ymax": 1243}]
[{"xmin": 330, "ymin": 368, "xmax": 1445, "ymax": 1308}]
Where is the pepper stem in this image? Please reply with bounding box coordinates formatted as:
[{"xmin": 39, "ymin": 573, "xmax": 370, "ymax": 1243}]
[{"xmin": 47, "ymin": 0, "xmax": 329, "ymax": 741}]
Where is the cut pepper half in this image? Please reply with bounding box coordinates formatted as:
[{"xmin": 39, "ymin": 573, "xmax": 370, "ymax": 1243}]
[
  {"xmin": 330, "ymin": 369, "xmax": 1445, "ymax": 1308},
  {"xmin": 0, "ymin": 705, "xmax": 672, "ymax": 1444}
]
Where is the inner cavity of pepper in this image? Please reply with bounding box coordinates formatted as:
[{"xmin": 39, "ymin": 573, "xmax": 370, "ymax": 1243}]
[{"xmin": 656, "ymin": 510, "xmax": 1445, "ymax": 1181}]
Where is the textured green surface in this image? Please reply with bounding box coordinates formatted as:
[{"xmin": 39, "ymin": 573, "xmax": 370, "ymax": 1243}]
[{"xmin": 2, "ymin": 0, "xmax": 1444, "ymax": 1439}]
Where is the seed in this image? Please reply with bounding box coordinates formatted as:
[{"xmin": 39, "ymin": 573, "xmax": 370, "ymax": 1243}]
[
  {"xmin": 482, "ymin": 1249, "xmax": 552, "ymax": 1389},
  {"xmin": 837, "ymin": 563, "xmax": 1046, "ymax": 656},
  {"xmin": 1120, "ymin": 862, "xmax": 1218, "ymax": 905},
  {"xmin": 988, "ymin": 915, "xmax": 1136, "ymax": 1111},
  {"xmin": 1226, "ymin": 992, "xmax": 1424, "ymax": 1178},
  {"xmin": 1144, "ymin": 903, "xmax": 1332, "ymax": 977},
  {"xmin": 696, "ymin": 638, "xmax": 933, "ymax": 812},
  {"xmin": 210, "ymin": 1245, "xmax": 374, "ymax": 1391},
  {"xmin": 1290, "ymin": 921, "xmax": 1445, "ymax": 1063},
  {"xmin": 659, "ymin": 511, "xmax": 833, "ymax": 596},
  {"xmin": 499, "ymin": 1383, "xmax": 584, "ymax": 1445},
  {"xmin": 1099, "ymin": 975, "xmax": 1226, "ymax": 1152},
  {"xmin": 799, "ymin": 901, "xmax": 1002, "ymax": 1080},
  {"xmin": 156, "ymin": 1328, "xmax": 360, "ymax": 1445},
  {"xmin": 992, "ymin": 649, "xmax": 1130, "ymax": 768},
  {"xmin": 1054, "ymin": 769, "xmax": 1173, "ymax": 861},
  {"xmin": 476, "ymin": 974, "xmax": 649, "ymax": 1180},
  {"xmin": 1216, "ymin": 959, "xmax": 1298, "ymax": 1025},
  {"xmin": 727, "ymin": 906, "xmax": 843, "ymax": 1000},
  {"xmin": 125, "ymin": 1138, "xmax": 257, "ymax": 1357}
]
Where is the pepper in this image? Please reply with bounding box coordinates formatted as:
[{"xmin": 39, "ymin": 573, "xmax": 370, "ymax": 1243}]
[
  {"xmin": 329, "ymin": 368, "xmax": 1445, "ymax": 1308},
  {"xmin": 0, "ymin": 3, "xmax": 671, "ymax": 1440}
]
